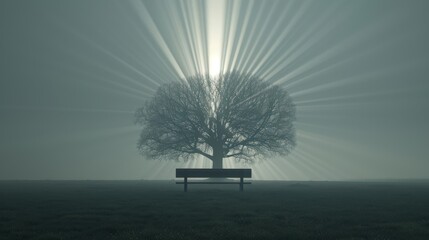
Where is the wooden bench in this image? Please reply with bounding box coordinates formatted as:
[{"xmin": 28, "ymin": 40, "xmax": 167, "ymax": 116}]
[{"xmin": 176, "ymin": 168, "xmax": 252, "ymax": 192}]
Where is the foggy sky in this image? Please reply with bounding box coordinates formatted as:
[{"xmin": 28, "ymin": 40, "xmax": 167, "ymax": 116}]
[{"xmin": 1, "ymin": 0, "xmax": 429, "ymax": 180}]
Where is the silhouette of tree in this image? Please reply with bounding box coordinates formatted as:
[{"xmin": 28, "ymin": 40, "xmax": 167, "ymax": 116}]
[{"xmin": 135, "ymin": 72, "xmax": 296, "ymax": 168}]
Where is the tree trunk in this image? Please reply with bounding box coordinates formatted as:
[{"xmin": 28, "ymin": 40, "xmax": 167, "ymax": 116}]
[
  {"xmin": 212, "ymin": 156, "xmax": 223, "ymax": 169},
  {"xmin": 212, "ymin": 145, "xmax": 223, "ymax": 169}
]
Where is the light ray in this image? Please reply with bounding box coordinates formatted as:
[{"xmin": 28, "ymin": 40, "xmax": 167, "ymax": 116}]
[
  {"xmin": 263, "ymin": 3, "xmax": 352, "ymax": 83},
  {"xmin": 237, "ymin": 1, "xmax": 282, "ymax": 74},
  {"xmin": 177, "ymin": 1, "xmax": 205, "ymax": 75},
  {"xmin": 127, "ymin": 19, "xmax": 181, "ymax": 81},
  {"xmin": 46, "ymin": 28, "xmax": 156, "ymax": 99},
  {"xmin": 228, "ymin": 1, "xmax": 254, "ymax": 73},
  {"xmin": 129, "ymin": 1, "xmax": 187, "ymax": 79},
  {"xmin": 253, "ymin": 0, "xmax": 315, "ymax": 78},
  {"xmin": 56, "ymin": 58, "xmax": 152, "ymax": 100},
  {"xmin": 76, "ymin": 33, "xmax": 162, "ymax": 88},
  {"xmin": 272, "ymin": 5, "xmax": 399, "ymax": 88}
]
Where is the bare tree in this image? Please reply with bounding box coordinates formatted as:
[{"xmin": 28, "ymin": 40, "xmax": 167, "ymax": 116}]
[{"xmin": 135, "ymin": 71, "xmax": 296, "ymax": 168}]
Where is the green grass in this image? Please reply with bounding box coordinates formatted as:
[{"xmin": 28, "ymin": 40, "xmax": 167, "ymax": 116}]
[{"xmin": 1, "ymin": 180, "xmax": 429, "ymax": 240}]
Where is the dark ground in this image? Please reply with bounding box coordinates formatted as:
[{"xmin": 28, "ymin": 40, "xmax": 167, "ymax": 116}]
[{"xmin": 1, "ymin": 180, "xmax": 429, "ymax": 240}]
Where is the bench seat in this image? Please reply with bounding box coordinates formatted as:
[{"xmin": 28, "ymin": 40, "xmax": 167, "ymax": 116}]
[
  {"xmin": 176, "ymin": 181, "xmax": 252, "ymax": 184},
  {"xmin": 176, "ymin": 168, "xmax": 252, "ymax": 192}
]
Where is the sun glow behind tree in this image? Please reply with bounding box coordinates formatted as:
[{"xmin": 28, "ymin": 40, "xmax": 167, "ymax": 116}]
[{"xmin": 207, "ymin": 0, "xmax": 225, "ymax": 77}]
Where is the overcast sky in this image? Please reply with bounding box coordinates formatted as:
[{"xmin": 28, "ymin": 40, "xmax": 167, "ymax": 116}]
[{"xmin": 1, "ymin": 0, "xmax": 429, "ymax": 180}]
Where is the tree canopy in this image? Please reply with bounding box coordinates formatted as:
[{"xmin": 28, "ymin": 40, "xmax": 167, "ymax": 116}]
[{"xmin": 135, "ymin": 72, "xmax": 296, "ymax": 168}]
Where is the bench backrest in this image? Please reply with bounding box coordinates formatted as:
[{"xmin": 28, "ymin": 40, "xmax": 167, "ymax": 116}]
[{"xmin": 176, "ymin": 168, "xmax": 251, "ymax": 178}]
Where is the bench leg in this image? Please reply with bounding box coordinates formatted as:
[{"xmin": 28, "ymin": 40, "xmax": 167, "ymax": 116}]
[
  {"xmin": 184, "ymin": 177, "xmax": 188, "ymax": 192},
  {"xmin": 240, "ymin": 177, "xmax": 243, "ymax": 192}
]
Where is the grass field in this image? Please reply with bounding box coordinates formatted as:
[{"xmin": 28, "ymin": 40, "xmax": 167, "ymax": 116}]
[{"xmin": 1, "ymin": 180, "xmax": 429, "ymax": 240}]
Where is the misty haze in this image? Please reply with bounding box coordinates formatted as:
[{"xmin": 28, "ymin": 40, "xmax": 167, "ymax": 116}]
[{"xmin": 1, "ymin": 0, "xmax": 429, "ymax": 239}]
